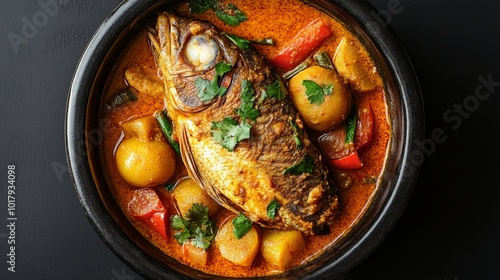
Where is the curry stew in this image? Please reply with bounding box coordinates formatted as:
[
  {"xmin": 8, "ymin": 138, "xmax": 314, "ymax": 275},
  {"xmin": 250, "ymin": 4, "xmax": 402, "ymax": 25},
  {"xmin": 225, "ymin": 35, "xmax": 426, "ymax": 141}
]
[{"xmin": 99, "ymin": 0, "xmax": 390, "ymax": 277}]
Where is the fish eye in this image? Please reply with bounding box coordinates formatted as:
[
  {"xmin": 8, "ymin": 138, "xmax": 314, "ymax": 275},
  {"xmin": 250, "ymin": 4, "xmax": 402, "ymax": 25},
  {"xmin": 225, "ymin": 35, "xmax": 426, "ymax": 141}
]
[{"xmin": 185, "ymin": 35, "xmax": 219, "ymax": 70}]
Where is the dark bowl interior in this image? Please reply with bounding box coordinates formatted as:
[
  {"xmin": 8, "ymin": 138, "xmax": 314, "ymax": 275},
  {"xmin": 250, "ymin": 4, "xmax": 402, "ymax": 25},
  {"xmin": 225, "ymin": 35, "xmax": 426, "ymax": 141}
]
[{"xmin": 65, "ymin": 0, "xmax": 424, "ymax": 279}]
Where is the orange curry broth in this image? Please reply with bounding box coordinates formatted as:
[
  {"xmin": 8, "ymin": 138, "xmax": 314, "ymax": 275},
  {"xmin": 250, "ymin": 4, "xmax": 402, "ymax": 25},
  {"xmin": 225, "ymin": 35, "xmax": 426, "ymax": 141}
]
[{"xmin": 99, "ymin": 0, "xmax": 390, "ymax": 277}]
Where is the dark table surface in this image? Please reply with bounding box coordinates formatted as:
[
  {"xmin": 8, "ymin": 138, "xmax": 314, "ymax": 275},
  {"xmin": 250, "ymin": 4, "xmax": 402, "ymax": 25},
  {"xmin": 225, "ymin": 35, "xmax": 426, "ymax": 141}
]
[{"xmin": 1, "ymin": 0, "xmax": 499, "ymax": 279}]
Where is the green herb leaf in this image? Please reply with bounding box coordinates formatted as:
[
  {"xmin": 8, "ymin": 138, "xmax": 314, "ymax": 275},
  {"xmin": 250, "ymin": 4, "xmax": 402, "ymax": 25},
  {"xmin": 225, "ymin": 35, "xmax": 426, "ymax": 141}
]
[
  {"xmin": 302, "ymin": 80, "xmax": 334, "ymax": 105},
  {"xmin": 165, "ymin": 183, "xmax": 176, "ymax": 192},
  {"xmin": 215, "ymin": 3, "xmax": 248, "ymax": 26},
  {"xmin": 265, "ymin": 79, "xmax": 286, "ymax": 100},
  {"xmin": 283, "ymin": 154, "xmax": 315, "ymax": 175},
  {"xmin": 189, "ymin": 0, "xmax": 217, "ymax": 13},
  {"xmin": 236, "ymin": 80, "xmax": 260, "ymax": 121},
  {"xmin": 215, "ymin": 61, "xmax": 232, "ymax": 76},
  {"xmin": 345, "ymin": 106, "xmax": 357, "ymax": 145},
  {"xmin": 195, "ymin": 62, "xmax": 232, "ymax": 102},
  {"xmin": 290, "ymin": 120, "xmax": 303, "ymax": 149},
  {"xmin": 225, "ymin": 33, "xmax": 251, "ymax": 50},
  {"xmin": 267, "ymin": 199, "xmax": 281, "ymax": 219},
  {"xmin": 170, "ymin": 203, "xmax": 216, "ymax": 250},
  {"xmin": 211, "ymin": 117, "xmax": 251, "ymax": 151},
  {"xmin": 232, "ymin": 213, "xmax": 252, "ymax": 239}
]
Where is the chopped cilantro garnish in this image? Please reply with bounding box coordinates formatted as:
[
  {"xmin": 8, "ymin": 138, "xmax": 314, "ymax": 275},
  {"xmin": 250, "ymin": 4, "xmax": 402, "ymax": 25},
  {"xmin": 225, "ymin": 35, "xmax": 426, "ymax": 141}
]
[
  {"xmin": 302, "ymin": 80, "xmax": 334, "ymax": 105},
  {"xmin": 283, "ymin": 154, "xmax": 315, "ymax": 175},
  {"xmin": 195, "ymin": 61, "xmax": 232, "ymax": 102},
  {"xmin": 215, "ymin": 61, "xmax": 232, "ymax": 76},
  {"xmin": 236, "ymin": 80, "xmax": 260, "ymax": 121},
  {"xmin": 211, "ymin": 117, "xmax": 251, "ymax": 151},
  {"xmin": 265, "ymin": 79, "xmax": 286, "ymax": 100},
  {"xmin": 267, "ymin": 199, "xmax": 281, "ymax": 219},
  {"xmin": 232, "ymin": 213, "xmax": 252, "ymax": 239},
  {"xmin": 170, "ymin": 203, "xmax": 216, "ymax": 250}
]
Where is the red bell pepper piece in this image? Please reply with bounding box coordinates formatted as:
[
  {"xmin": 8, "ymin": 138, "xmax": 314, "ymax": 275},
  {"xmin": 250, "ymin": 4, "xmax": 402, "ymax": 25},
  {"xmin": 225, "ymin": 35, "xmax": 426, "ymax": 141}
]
[
  {"xmin": 269, "ymin": 19, "xmax": 332, "ymax": 71},
  {"xmin": 318, "ymin": 104, "xmax": 375, "ymax": 170},
  {"xmin": 329, "ymin": 150, "xmax": 364, "ymax": 170},
  {"xmin": 355, "ymin": 103, "xmax": 375, "ymax": 150},
  {"xmin": 128, "ymin": 188, "xmax": 168, "ymax": 240}
]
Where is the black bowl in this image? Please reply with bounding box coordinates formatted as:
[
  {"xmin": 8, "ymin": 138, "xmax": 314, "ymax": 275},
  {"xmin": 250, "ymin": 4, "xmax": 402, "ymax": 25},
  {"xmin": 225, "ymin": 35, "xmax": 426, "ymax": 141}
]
[{"xmin": 65, "ymin": 0, "xmax": 424, "ymax": 279}]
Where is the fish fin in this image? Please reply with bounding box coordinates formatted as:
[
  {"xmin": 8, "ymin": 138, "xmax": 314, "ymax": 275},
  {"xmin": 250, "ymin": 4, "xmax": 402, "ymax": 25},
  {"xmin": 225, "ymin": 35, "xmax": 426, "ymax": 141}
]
[{"xmin": 179, "ymin": 127, "xmax": 245, "ymax": 214}]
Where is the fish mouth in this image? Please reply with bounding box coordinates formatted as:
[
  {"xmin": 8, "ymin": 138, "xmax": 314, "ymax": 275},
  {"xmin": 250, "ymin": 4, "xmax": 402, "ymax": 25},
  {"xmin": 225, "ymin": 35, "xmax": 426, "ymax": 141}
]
[{"xmin": 148, "ymin": 12, "xmax": 179, "ymax": 109}]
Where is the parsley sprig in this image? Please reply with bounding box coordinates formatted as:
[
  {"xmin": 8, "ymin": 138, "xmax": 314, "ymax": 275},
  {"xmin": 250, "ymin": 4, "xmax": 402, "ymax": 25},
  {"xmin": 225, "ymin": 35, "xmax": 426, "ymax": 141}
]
[
  {"xmin": 302, "ymin": 80, "xmax": 334, "ymax": 105},
  {"xmin": 195, "ymin": 61, "xmax": 232, "ymax": 102},
  {"xmin": 211, "ymin": 117, "xmax": 251, "ymax": 151},
  {"xmin": 171, "ymin": 203, "xmax": 216, "ymax": 250}
]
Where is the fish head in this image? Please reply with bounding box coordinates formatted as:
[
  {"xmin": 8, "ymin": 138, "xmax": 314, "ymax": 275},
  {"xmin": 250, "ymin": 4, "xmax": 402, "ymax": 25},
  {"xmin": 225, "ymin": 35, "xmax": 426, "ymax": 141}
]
[{"xmin": 148, "ymin": 12, "xmax": 239, "ymax": 113}]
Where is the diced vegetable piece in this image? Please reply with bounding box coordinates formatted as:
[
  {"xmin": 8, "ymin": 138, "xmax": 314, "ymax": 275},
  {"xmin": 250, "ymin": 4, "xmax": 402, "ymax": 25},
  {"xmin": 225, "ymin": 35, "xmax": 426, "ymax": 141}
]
[
  {"xmin": 125, "ymin": 64, "xmax": 164, "ymax": 98},
  {"xmin": 269, "ymin": 19, "xmax": 332, "ymax": 71},
  {"xmin": 115, "ymin": 138, "xmax": 176, "ymax": 188},
  {"xmin": 261, "ymin": 230, "xmax": 305, "ymax": 271},
  {"xmin": 318, "ymin": 105, "xmax": 374, "ymax": 170},
  {"xmin": 128, "ymin": 188, "xmax": 168, "ymax": 239},
  {"xmin": 313, "ymin": 51, "xmax": 334, "ymax": 70},
  {"xmin": 149, "ymin": 212, "xmax": 168, "ymax": 240},
  {"xmin": 155, "ymin": 110, "xmax": 181, "ymax": 155},
  {"xmin": 173, "ymin": 177, "xmax": 220, "ymax": 218},
  {"xmin": 288, "ymin": 66, "xmax": 352, "ymax": 131},
  {"xmin": 215, "ymin": 217, "xmax": 260, "ymax": 267},
  {"xmin": 329, "ymin": 150, "xmax": 363, "ymax": 170},
  {"xmin": 182, "ymin": 242, "xmax": 208, "ymax": 266},
  {"xmin": 121, "ymin": 115, "xmax": 159, "ymax": 142},
  {"xmin": 355, "ymin": 103, "xmax": 375, "ymax": 150},
  {"xmin": 282, "ymin": 60, "xmax": 309, "ymax": 80},
  {"xmin": 333, "ymin": 36, "xmax": 379, "ymax": 92},
  {"xmin": 317, "ymin": 125, "xmax": 352, "ymax": 160},
  {"xmin": 106, "ymin": 86, "xmax": 138, "ymax": 110}
]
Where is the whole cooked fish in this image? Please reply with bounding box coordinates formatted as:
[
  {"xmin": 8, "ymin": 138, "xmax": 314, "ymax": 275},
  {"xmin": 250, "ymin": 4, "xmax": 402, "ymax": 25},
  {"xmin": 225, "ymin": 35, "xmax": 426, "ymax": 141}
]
[{"xmin": 148, "ymin": 11, "xmax": 339, "ymax": 235}]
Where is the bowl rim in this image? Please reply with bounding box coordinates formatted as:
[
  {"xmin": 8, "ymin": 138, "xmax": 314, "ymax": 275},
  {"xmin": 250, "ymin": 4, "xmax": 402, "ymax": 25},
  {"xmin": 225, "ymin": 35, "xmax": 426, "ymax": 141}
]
[{"xmin": 65, "ymin": 0, "xmax": 424, "ymax": 279}]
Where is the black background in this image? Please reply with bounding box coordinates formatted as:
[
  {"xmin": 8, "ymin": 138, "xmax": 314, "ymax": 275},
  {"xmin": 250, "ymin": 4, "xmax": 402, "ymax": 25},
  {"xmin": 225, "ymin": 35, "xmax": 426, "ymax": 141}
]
[{"xmin": 1, "ymin": 0, "xmax": 499, "ymax": 279}]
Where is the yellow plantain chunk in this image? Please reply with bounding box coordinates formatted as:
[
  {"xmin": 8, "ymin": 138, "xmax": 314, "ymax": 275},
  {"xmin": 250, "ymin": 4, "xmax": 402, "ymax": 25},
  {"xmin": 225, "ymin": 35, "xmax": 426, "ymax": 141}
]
[
  {"xmin": 261, "ymin": 229, "xmax": 306, "ymax": 271},
  {"xmin": 333, "ymin": 36, "xmax": 379, "ymax": 92},
  {"xmin": 215, "ymin": 218, "xmax": 260, "ymax": 267},
  {"xmin": 173, "ymin": 177, "xmax": 220, "ymax": 218}
]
